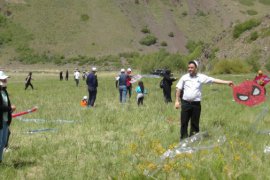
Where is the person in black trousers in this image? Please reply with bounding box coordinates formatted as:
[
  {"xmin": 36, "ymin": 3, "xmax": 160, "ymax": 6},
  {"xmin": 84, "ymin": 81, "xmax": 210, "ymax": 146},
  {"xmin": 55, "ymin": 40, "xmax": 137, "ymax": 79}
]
[
  {"xmin": 65, "ymin": 70, "xmax": 69, "ymax": 81},
  {"xmin": 59, "ymin": 71, "xmax": 63, "ymax": 81},
  {"xmin": 86, "ymin": 67, "xmax": 98, "ymax": 107},
  {"xmin": 175, "ymin": 60, "xmax": 233, "ymax": 140},
  {"xmin": 162, "ymin": 70, "xmax": 176, "ymax": 103},
  {"xmin": 25, "ymin": 72, "xmax": 34, "ymax": 90}
]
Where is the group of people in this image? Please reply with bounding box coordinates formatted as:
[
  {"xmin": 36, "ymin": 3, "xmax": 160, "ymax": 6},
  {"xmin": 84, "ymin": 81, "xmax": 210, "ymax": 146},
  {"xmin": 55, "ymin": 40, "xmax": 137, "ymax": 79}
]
[
  {"xmin": 59, "ymin": 70, "xmax": 69, "ymax": 81},
  {"xmin": 5, "ymin": 60, "xmax": 269, "ymax": 163},
  {"xmin": 115, "ymin": 68, "xmax": 145, "ymax": 106}
]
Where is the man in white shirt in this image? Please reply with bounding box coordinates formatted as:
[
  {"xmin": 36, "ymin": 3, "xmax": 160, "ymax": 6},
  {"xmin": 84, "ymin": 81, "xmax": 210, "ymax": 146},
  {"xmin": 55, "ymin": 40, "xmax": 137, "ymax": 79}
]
[
  {"xmin": 74, "ymin": 70, "xmax": 80, "ymax": 87},
  {"xmin": 175, "ymin": 60, "xmax": 233, "ymax": 140}
]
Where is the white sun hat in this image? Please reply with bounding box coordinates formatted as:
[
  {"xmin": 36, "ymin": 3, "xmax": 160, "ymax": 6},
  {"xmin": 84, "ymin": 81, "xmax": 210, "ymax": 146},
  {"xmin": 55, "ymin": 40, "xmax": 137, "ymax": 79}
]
[{"xmin": 0, "ymin": 71, "xmax": 9, "ymax": 80}]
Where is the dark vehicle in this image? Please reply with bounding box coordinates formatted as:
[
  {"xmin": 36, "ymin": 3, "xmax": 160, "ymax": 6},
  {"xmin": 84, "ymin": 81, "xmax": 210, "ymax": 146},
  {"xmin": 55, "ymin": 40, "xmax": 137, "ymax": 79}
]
[
  {"xmin": 151, "ymin": 69, "xmax": 166, "ymax": 76},
  {"xmin": 151, "ymin": 69, "xmax": 174, "ymax": 77}
]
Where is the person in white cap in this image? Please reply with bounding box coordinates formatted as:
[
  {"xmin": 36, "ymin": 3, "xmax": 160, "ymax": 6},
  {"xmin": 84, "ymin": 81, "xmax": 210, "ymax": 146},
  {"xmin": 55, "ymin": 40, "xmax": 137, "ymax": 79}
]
[
  {"xmin": 116, "ymin": 69, "xmax": 128, "ymax": 103},
  {"xmin": 175, "ymin": 60, "xmax": 233, "ymax": 140},
  {"xmin": 86, "ymin": 67, "xmax": 98, "ymax": 107},
  {"xmin": 126, "ymin": 68, "xmax": 132, "ymax": 98},
  {"xmin": 0, "ymin": 71, "xmax": 16, "ymax": 162}
]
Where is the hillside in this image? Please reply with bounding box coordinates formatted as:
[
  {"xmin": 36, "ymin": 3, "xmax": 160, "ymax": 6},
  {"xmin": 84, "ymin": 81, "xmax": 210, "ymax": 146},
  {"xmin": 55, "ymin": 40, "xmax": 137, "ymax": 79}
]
[{"xmin": 0, "ymin": 0, "xmax": 270, "ymax": 67}]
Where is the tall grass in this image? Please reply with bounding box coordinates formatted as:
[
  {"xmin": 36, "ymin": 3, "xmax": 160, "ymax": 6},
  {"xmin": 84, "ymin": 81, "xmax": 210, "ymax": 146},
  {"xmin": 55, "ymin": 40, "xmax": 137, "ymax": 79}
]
[{"xmin": 0, "ymin": 72, "xmax": 270, "ymax": 179}]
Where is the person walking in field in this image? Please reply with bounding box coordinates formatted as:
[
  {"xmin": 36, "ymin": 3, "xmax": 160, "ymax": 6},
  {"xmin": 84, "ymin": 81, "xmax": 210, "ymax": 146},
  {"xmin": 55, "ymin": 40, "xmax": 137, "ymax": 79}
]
[
  {"xmin": 86, "ymin": 67, "xmax": 98, "ymax": 107},
  {"xmin": 126, "ymin": 68, "xmax": 132, "ymax": 98},
  {"xmin": 116, "ymin": 69, "xmax": 128, "ymax": 103},
  {"xmin": 74, "ymin": 70, "xmax": 80, "ymax": 87},
  {"xmin": 135, "ymin": 81, "xmax": 145, "ymax": 106},
  {"xmin": 0, "ymin": 71, "xmax": 16, "ymax": 162},
  {"xmin": 175, "ymin": 60, "xmax": 233, "ymax": 140},
  {"xmin": 162, "ymin": 70, "xmax": 177, "ymax": 103},
  {"xmin": 25, "ymin": 72, "xmax": 34, "ymax": 90}
]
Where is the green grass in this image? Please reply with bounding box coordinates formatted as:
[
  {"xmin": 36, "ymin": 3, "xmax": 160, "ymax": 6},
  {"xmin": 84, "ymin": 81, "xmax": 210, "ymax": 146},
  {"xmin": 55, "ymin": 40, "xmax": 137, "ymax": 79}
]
[{"xmin": 1, "ymin": 72, "xmax": 270, "ymax": 179}]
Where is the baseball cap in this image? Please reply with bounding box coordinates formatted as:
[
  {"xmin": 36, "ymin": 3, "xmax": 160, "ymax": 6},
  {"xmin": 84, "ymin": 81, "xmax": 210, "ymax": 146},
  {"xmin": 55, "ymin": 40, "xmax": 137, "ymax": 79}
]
[
  {"xmin": 83, "ymin": 96, "xmax": 88, "ymax": 100},
  {"xmin": 127, "ymin": 68, "xmax": 132, "ymax": 72},
  {"xmin": 92, "ymin": 67, "xmax": 97, "ymax": 71},
  {"xmin": 120, "ymin": 68, "xmax": 125, "ymax": 72}
]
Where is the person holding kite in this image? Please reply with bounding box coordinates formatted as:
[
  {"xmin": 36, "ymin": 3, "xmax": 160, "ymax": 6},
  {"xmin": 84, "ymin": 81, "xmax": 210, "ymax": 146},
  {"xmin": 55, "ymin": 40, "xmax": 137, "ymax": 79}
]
[
  {"xmin": 0, "ymin": 71, "xmax": 16, "ymax": 162},
  {"xmin": 254, "ymin": 70, "xmax": 270, "ymax": 87},
  {"xmin": 175, "ymin": 60, "xmax": 233, "ymax": 140}
]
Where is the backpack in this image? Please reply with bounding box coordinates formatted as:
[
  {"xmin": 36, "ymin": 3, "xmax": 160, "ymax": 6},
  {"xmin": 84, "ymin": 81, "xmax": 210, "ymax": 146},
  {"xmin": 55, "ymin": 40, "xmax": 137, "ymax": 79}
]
[{"xmin": 160, "ymin": 79, "xmax": 164, "ymax": 88}]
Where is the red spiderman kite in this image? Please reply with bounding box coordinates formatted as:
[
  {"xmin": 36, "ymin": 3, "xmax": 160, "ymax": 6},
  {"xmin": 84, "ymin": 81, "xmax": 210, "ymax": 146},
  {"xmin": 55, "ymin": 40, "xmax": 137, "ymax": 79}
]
[{"xmin": 233, "ymin": 80, "xmax": 265, "ymax": 107}]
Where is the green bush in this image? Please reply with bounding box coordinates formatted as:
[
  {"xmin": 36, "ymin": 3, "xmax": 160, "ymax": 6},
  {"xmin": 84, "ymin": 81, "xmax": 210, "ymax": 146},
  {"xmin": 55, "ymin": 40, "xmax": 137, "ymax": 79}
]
[
  {"xmin": 185, "ymin": 40, "xmax": 204, "ymax": 53},
  {"xmin": 160, "ymin": 41, "xmax": 167, "ymax": 46},
  {"xmin": 233, "ymin": 19, "xmax": 261, "ymax": 38},
  {"xmin": 211, "ymin": 59, "xmax": 251, "ymax": 74},
  {"xmin": 265, "ymin": 57, "xmax": 270, "ymax": 71},
  {"xmin": 196, "ymin": 10, "xmax": 206, "ymax": 16},
  {"xmin": 168, "ymin": 32, "xmax": 174, "ymax": 37},
  {"xmin": 182, "ymin": 11, "xmax": 188, "ymax": 16},
  {"xmin": 0, "ymin": 14, "xmax": 7, "ymax": 26},
  {"xmin": 261, "ymin": 28, "xmax": 270, "ymax": 38},
  {"xmin": 81, "ymin": 14, "xmax": 90, "ymax": 21},
  {"xmin": 139, "ymin": 34, "xmax": 157, "ymax": 46},
  {"xmin": 239, "ymin": 0, "xmax": 255, "ymax": 6},
  {"xmin": 259, "ymin": 0, "xmax": 270, "ymax": 5},
  {"xmin": 248, "ymin": 31, "xmax": 258, "ymax": 42},
  {"xmin": 246, "ymin": 9, "xmax": 258, "ymax": 15},
  {"xmin": 141, "ymin": 26, "xmax": 150, "ymax": 34},
  {"xmin": 246, "ymin": 50, "xmax": 260, "ymax": 72}
]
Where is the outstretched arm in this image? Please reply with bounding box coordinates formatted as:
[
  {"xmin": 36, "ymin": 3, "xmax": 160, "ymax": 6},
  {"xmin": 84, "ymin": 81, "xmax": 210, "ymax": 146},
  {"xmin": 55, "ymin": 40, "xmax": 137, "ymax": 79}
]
[{"xmin": 213, "ymin": 79, "xmax": 233, "ymax": 86}]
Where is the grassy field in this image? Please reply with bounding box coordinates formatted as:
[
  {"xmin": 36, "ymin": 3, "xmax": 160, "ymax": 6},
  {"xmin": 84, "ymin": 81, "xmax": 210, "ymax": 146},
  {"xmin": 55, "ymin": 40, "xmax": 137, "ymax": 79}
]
[{"xmin": 0, "ymin": 72, "xmax": 270, "ymax": 179}]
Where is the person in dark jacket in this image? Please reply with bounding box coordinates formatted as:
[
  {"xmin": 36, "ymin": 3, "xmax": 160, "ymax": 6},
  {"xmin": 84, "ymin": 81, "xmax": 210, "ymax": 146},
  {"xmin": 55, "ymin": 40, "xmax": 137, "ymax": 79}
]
[
  {"xmin": 59, "ymin": 71, "xmax": 63, "ymax": 81},
  {"xmin": 162, "ymin": 70, "xmax": 177, "ymax": 103},
  {"xmin": 65, "ymin": 70, "xmax": 69, "ymax": 81},
  {"xmin": 86, "ymin": 67, "xmax": 98, "ymax": 107},
  {"xmin": 116, "ymin": 69, "xmax": 127, "ymax": 103},
  {"xmin": 25, "ymin": 72, "xmax": 34, "ymax": 90},
  {"xmin": 0, "ymin": 71, "xmax": 16, "ymax": 162}
]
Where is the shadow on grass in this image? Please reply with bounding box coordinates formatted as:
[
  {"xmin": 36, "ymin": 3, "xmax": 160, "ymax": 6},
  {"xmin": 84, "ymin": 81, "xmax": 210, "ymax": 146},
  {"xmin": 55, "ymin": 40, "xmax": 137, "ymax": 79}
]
[{"xmin": 12, "ymin": 159, "xmax": 36, "ymax": 169}]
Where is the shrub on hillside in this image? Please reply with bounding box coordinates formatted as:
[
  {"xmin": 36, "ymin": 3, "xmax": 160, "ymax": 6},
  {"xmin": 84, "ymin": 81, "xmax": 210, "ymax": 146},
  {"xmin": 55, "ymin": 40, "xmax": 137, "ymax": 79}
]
[
  {"xmin": 168, "ymin": 32, "xmax": 174, "ymax": 37},
  {"xmin": 182, "ymin": 11, "xmax": 188, "ymax": 16},
  {"xmin": 141, "ymin": 26, "xmax": 150, "ymax": 34},
  {"xmin": 160, "ymin": 41, "xmax": 167, "ymax": 46},
  {"xmin": 185, "ymin": 40, "xmax": 204, "ymax": 53},
  {"xmin": 261, "ymin": 28, "xmax": 270, "ymax": 38},
  {"xmin": 246, "ymin": 9, "xmax": 258, "ymax": 15},
  {"xmin": 239, "ymin": 0, "xmax": 254, "ymax": 6},
  {"xmin": 211, "ymin": 59, "xmax": 251, "ymax": 74},
  {"xmin": 81, "ymin": 14, "xmax": 89, "ymax": 21},
  {"xmin": 246, "ymin": 50, "xmax": 260, "ymax": 72},
  {"xmin": 259, "ymin": 0, "xmax": 270, "ymax": 5},
  {"xmin": 233, "ymin": 19, "xmax": 261, "ymax": 38},
  {"xmin": 139, "ymin": 34, "xmax": 157, "ymax": 46},
  {"xmin": 0, "ymin": 14, "xmax": 7, "ymax": 26},
  {"xmin": 265, "ymin": 57, "xmax": 270, "ymax": 71},
  {"xmin": 248, "ymin": 31, "xmax": 258, "ymax": 42}
]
